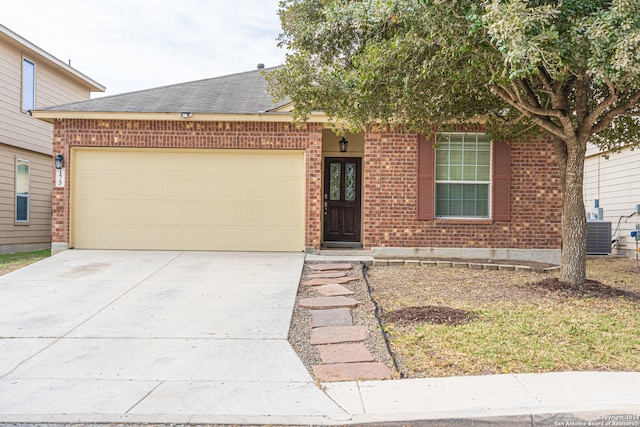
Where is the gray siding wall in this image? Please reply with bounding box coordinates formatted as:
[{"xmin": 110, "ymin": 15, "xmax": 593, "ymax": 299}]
[
  {"xmin": 584, "ymin": 147, "xmax": 640, "ymax": 257},
  {"xmin": 0, "ymin": 143, "xmax": 51, "ymax": 253}
]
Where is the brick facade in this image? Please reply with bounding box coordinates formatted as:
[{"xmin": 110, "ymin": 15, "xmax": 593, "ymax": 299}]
[
  {"xmin": 52, "ymin": 119, "xmax": 324, "ymax": 248},
  {"xmin": 362, "ymin": 127, "xmax": 562, "ymax": 250},
  {"xmin": 51, "ymin": 118, "xmax": 562, "ymax": 254}
]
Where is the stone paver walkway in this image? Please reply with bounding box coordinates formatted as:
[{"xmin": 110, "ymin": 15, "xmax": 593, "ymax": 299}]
[
  {"xmin": 298, "ymin": 296, "xmax": 360, "ymax": 309},
  {"xmin": 307, "ymin": 271, "xmax": 347, "ymax": 279},
  {"xmin": 298, "ymin": 263, "xmax": 393, "ymax": 382},
  {"xmin": 314, "ymin": 283, "xmax": 354, "ymax": 296},
  {"xmin": 303, "ymin": 276, "xmax": 358, "ymax": 286}
]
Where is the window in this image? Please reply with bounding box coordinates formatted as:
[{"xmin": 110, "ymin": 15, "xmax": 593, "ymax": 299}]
[
  {"xmin": 16, "ymin": 159, "xmax": 30, "ymax": 222},
  {"xmin": 417, "ymin": 132, "xmax": 510, "ymax": 221},
  {"xmin": 22, "ymin": 58, "xmax": 35, "ymax": 111},
  {"xmin": 434, "ymin": 132, "xmax": 491, "ymax": 218}
]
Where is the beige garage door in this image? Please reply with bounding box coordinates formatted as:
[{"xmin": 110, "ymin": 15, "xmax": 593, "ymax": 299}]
[{"xmin": 71, "ymin": 148, "xmax": 305, "ymax": 251}]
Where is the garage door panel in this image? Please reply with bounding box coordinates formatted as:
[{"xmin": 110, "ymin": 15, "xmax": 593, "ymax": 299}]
[
  {"xmin": 71, "ymin": 149, "xmax": 305, "ymax": 251},
  {"xmin": 73, "ymin": 224, "xmax": 301, "ymax": 251}
]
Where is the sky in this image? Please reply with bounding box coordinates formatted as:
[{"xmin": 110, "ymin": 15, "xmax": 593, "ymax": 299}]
[{"xmin": 2, "ymin": 0, "xmax": 287, "ymax": 97}]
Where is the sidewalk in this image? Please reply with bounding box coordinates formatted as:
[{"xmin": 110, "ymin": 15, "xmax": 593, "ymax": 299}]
[{"xmin": 324, "ymin": 371, "xmax": 640, "ymax": 425}]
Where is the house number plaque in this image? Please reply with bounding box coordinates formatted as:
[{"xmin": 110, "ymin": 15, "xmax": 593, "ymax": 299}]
[{"xmin": 55, "ymin": 168, "xmax": 65, "ymax": 188}]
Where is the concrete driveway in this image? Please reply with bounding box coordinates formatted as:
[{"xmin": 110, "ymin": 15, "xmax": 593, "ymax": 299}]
[{"xmin": 0, "ymin": 250, "xmax": 348, "ymax": 424}]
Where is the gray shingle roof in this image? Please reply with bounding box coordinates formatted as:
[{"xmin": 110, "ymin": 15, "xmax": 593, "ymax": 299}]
[{"xmin": 40, "ymin": 67, "xmax": 288, "ymax": 114}]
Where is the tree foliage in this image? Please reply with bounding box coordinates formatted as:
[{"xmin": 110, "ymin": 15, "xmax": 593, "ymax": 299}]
[
  {"xmin": 268, "ymin": 0, "xmax": 640, "ymax": 139},
  {"xmin": 267, "ymin": 0, "xmax": 640, "ymax": 284}
]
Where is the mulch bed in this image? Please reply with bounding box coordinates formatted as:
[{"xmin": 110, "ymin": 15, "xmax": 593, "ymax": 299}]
[
  {"xmin": 527, "ymin": 277, "xmax": 640, "ymax": 302},
  {"xmin": 382, "ymin": 305, "xmax": 474, "ymax": 326}
]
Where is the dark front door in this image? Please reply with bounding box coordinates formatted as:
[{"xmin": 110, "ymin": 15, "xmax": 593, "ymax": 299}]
[{"xmin": 323, "ymin": 157, "xmax": 362, "ymax": 243}]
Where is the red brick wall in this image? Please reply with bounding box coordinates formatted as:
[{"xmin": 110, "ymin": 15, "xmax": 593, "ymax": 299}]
[
  {"xmin": 362, "ymin": 128, "xmax": 562, "ymax": 249},
  {"xmin": 51, "ymin": 119, "xmax": 324, "ymax": 248},
  {"xmin": 52, "ymin": 119, "xmax": 561, "ymax": 251}
]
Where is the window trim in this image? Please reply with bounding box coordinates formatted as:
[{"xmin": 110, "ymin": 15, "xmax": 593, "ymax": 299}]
[
  {"xmin": 21, "ymin": 57, "xmax": 36, "ymax": 113},
  {"xmin": 433, "ymin": 132, "xmax": 493, "ymax": 219},
  {"xmin": 15, "ymin": 158, "xmax": 30, "ymax": 224}
]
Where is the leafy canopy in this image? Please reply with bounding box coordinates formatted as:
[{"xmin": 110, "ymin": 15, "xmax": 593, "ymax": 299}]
[{"xmin": 267, "ymin": 0, "xmax": 640, "ymax": 151}]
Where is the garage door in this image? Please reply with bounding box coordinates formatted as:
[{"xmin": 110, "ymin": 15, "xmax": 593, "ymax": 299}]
[{"xmin": 71, "ymin": 148, "xmax": 305, "ymax": 251}]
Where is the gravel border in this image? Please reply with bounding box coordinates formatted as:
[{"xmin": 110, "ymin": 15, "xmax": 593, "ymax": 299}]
[{"xmin": 288, "ymin": 262, "xmax": 398, "ymax": 380}]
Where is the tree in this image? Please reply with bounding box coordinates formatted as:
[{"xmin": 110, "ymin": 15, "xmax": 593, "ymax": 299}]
[{"xmin": 266, "ymin": 0, "xmax": 640, "ymax": 284}]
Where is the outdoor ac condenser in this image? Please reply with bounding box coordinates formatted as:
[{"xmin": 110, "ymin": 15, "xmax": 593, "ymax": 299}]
[{"xmin": 586, "ymin": 221, "xmax": 612, "ymax": 255}]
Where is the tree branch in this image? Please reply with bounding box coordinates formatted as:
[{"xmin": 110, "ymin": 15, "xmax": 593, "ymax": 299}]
[
  {"xmin": 517, "ymin": 79, "xmax": 540, "ymax": 108},
  {"xmin": 585, "ymin": 82, "xmax": 620, "ymax": 128},
  {"xmin": 491, "ymin": 84, "xmax": 565, "ymax": 138},
  {"xmin": 592, "ymin": 91, "xmax": 640, "ymax": 135},
  {"xmin": 574, "ymin": 78, "xmax": 589, "ymax": 124},
  {"xmin": 537, "ymin": 66, "xmax": 554, "ymax": 92},
  {"xmin": 620, "ymin": 72, "xmax": 632, "ymax": 85},
  {"xmin": 495, "ymin": 82, "xmax": 564, "ymax": 118},
  {"xmin": 510, "ymin": 80, "xmax": 527, "ymax": 105}
]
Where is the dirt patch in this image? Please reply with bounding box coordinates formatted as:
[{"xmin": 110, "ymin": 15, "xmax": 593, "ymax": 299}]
[
  {"xmin": 382, "ymin": 305, "xmax": 474, "ymax": 326},
  {"xmin": 368, "ymin": 266, "xmax": 550, "ymax": 309},
  {"xmin": 528, "ymin": 277, "xmax": 640, "ymax": 302}
]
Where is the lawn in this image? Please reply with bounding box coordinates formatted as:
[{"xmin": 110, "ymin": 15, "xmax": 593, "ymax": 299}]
[
  {"xmin": 0, "ymin": 249, "xmax": 50, "ymax": 276},
  {"xmin": 369, "ymin": 257, "xmax": 640, "ymax": 378}
]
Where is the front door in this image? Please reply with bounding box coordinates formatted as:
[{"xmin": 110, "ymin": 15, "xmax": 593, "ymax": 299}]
[{"xmin": 323, "ymin": 157, "xmax": 362, "ymax": 244}]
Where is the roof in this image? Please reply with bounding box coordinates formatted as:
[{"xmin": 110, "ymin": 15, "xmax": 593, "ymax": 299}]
[
  {"xmin": 37, "ymin": 67, "xmax": 289, "ymax": 115},
  {"xmin": 0, "ymin": 23, "xmax": 105, "ymax": 93}
]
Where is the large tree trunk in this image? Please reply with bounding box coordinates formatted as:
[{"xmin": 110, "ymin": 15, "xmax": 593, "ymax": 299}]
[{"xmin": 558, "ymin": 138, "xmax": 588, "ymax": 285}]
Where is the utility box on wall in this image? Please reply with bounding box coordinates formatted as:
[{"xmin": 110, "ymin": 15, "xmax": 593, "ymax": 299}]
[{"xmin": 586, "ymin": 221, "xmax": 612, "ymax": 255}]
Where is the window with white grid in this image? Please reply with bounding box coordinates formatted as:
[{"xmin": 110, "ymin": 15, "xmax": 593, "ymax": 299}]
[{"xmin": 435, "ymin": 132, "xmax": 491, "ymax": 218}]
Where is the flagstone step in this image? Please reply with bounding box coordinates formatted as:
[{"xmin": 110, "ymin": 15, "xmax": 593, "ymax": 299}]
[
  {"xmin": 313, "ymin": 362, "xmax": 393, "ymax": 382},
  {"xmin": 303, "ymin": 276, "xmax": 358, "ymax": 286},
  {"xmin": 314, "ymin": 283, "xmax": 354, "ymax": 297},
  {"xmin": 310, "ymin": 308, "xmax": 352, "ymax": 328},
  {"xmin": 317, "ymin": 343, "xmax": 374, "ymax": 364},
  {"xmin": 298, "ymin": 296, "xmax": 359, "ymax": 309},
  {"xmin": 310, "ymin": 325, "xmax": 368, "ymax": 345},
  {"xmin": 307, "ymin": 271, "xmax": 347, "ymax": 279},
  {"xmin": 308, "ymin": 263, "xmax": 353, "ymax": 271}
]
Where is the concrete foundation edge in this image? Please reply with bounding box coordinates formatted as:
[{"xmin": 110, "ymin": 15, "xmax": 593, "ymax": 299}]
[
  {"xmin": 370, "ymin": 247, "xmax": 561, "ymax": 264},
  {"xmin": 0, "ymin": 242, "xmax": 51, "ymax": 255},
  {"xmin": 51, "ymin": 242, "xmax": 69, "ymax": 255}
]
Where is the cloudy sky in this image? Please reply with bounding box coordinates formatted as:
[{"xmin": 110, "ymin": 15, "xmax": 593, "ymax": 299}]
[{"xmin": 2, "ymin": 0, "xmax": 287, "ymax": 97}]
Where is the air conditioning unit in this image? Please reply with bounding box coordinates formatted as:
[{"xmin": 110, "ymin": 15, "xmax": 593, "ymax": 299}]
[{"xmin": 586, "ymin": 221, "xmax": 611, "ymax": 255}]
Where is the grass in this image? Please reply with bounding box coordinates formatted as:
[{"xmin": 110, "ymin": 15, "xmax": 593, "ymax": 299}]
[
  {"xmin": 0, "ymin": 249, "xmax": 50, "ymax": 275},
  {"xmin": 372, "ymin": 257, "xmax": 640, "ymax": 377}
]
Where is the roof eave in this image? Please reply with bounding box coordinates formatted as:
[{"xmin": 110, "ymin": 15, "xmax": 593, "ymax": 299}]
[
  {"xmin": 31, "ymin": 110, "xmax": 330, "ymax": 124},
  {"xmin": 0, "ymin": 23, "xmax": 105, "ymax": 93}
]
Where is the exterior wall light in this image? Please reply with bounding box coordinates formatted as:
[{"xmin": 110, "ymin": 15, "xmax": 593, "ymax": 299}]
[
  {"xmin": 339, "ymin": 136, "xmax": 348, "ymax": 153},
  {"xmin": 54, "ymin": 153, "xmax": 64, "ymax": 170},
  {"xmin": 179, "ymin": 112, "xmax": 193, "ymax": 119}
]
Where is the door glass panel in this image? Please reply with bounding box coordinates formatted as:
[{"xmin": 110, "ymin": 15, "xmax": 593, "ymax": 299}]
[
  {"xmin": 329, "ymin": 163, "xmax": 341, "ymax": 200},
  {"xmin": 345, "ymin": 163, "xmax": 356, "ymax": 201}
]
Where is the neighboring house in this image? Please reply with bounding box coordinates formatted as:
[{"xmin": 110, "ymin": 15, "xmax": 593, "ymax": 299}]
[
  {"xmin": 584, "ymin": 144, "xmax": 640, "ymax": 258},
  {"xmin": 0, "ymin": 24, "xmax": 104, "ymax": 254},
  {"xmin": 33, "ymin": 67, "xmax": 562, "ymax": 264}
]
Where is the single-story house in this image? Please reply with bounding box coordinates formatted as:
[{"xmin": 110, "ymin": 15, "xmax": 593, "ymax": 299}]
[{"xmin": 33, "ymin": 67, "xmax": 562, "ymax": 263}]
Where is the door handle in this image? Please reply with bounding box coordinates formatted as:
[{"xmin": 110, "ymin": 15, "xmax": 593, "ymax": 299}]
[{"xmin": 324, "ymin": 201, "xmax": 328, "ymax": 215}]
